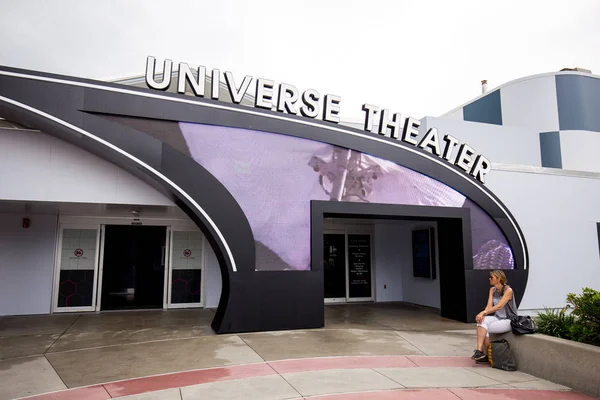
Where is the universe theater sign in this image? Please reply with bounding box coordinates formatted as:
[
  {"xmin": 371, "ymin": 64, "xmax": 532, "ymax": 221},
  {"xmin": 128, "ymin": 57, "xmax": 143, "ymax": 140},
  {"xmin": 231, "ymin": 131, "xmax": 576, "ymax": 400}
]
[{"xmin": 145, "ymin": 56, "xmax": 492, "ymax": 184}]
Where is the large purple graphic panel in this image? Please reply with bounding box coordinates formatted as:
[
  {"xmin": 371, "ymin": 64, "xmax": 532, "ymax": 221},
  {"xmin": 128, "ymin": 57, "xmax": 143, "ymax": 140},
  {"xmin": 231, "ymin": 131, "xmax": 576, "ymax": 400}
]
[{"xmin": 180, "ymin": 122, "xmax": 513, "ymax": 271}]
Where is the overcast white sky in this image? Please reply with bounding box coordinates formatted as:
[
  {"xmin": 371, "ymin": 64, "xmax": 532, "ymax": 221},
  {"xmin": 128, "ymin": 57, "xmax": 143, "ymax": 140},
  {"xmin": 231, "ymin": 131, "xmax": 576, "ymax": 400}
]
[{"xmin": 1, "ymin": 0, "xmax": 599, "ymax": 120}]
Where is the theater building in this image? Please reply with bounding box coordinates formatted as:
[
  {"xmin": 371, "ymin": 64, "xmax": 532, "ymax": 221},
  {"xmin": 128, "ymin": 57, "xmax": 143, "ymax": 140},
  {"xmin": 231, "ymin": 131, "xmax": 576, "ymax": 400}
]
[{"xmin": 0, "ymin": 60, "xmax": 598, "ymax": 334}]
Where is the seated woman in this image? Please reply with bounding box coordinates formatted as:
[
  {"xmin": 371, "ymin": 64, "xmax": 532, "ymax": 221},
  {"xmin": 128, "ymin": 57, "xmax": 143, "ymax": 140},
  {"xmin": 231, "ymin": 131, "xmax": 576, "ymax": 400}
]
[{"xmin": 471, "ymin": 270, "xmax": 518, "ymax": 362}]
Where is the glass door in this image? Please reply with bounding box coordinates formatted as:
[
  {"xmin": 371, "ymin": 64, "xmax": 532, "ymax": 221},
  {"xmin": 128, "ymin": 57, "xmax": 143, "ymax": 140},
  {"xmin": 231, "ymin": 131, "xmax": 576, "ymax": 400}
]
[
  {"xmin": 323, "ymin": 231, "xmax": 374, "ymax": 303},
  {"xmin": 53, "ymin": 225, "xmax": 101, "ymax": 312},
  {"xmin": 166, "ymin": 229, "xmax": 204, "ymax": 308},
  {"xmin": 347, "ymin": 234, "xmax": 373, "ymax": 302},
  {"xmin": 98, "ymin": 225, "xmax": 167, "ymax": 311},
  {"xmin": 324, "ymin": 233, "xmax": 347, "ymax": 303}
]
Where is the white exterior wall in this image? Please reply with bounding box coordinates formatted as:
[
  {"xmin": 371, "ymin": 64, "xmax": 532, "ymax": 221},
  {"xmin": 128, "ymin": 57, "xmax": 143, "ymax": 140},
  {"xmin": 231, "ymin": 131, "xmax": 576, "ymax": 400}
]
[
  {"xmin": 443, "ymin": 108, "xmax": 464, "ymax": 121},
  {"xmin": 0, "ymin": 214, "xmax": 223, "ymax": 315},
  {"xmin": 0, "ymin": 129, "xmax": 174, "ymax": 206},
  {"xmin": 559, "ymin": 130, "xmax": 600, "ymax": 173},
  {"xmin": 500, "ymin": 75, "xmax": 560, "ymax": 132},
  {"xmin": 374, "ymin": 221, "xmax": 440, "ymax": 308},
  {"xmin": 421, "ymin": 116, "xmax": 600, "ymax": 311},
  {"xmin": 421, "ymin": 117, "xmax": 542, "ymax": 167},
  {"xmin": 374, "ymin": 223, "xmax": 404, "ymax": 302},
  {"xmin": 0, "ymin": 128, "xmax": 226, "ymax": 315},
  {"xmin": 0, "ymin": 214, "xmax": 57, "ymax": 315},
  {"xmin": 486, "ymin": 169, "xmax": 600, "ymax": 310}
]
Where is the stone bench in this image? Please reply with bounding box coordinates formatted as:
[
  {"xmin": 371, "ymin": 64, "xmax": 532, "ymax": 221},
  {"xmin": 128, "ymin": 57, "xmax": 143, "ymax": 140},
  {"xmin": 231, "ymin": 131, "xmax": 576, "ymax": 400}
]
[{"xmin": 491, "ymin": 331, "xmax": 600, "ymax": 398}]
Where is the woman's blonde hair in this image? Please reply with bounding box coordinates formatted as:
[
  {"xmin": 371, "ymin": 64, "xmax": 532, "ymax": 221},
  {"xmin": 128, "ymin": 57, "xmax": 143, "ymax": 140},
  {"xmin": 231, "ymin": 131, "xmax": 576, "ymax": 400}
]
[{"xmin": 490, "ymin": 270, "xmax": 508, "ymax": 291}]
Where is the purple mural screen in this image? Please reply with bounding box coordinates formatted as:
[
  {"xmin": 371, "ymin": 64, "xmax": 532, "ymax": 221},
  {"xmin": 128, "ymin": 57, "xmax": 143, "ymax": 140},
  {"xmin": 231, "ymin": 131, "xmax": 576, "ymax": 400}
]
[{"xmin": 179, "ymin": 122, "xmax": 514, "ymax": 271}]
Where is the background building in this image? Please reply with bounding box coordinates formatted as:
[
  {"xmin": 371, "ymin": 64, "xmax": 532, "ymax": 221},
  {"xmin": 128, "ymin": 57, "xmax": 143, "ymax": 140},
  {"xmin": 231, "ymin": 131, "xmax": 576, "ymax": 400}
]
[{"xmin": 434, "ymin": 68, "xmax": 600, "ymax": 311}]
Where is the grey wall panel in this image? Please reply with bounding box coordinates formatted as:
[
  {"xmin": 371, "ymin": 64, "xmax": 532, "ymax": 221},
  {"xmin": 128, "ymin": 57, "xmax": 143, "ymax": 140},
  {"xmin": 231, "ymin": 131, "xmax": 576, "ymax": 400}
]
[
  {"xmin": 463, "ymin": 90, "xmax": 503, "ymax": 126},
  {"xmin": 556, "ymin": 75, "xmax": 600, "ymax": 132},
  {"xmin": 539, "ymin": 131, "xmax": 562, "ymax": 168}
]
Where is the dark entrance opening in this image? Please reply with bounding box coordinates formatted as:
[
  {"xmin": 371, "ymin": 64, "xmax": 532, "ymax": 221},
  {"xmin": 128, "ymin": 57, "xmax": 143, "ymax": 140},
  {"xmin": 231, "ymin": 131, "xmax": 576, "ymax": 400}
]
[
  {"xmin": 323, "ymin": 231, "xmax": 374, "ymax": 301},
  {"xmin": 313, "ymin": 201, "xmax": 474, "ymax": 322},
  {"xmin": 324, "ymin": 233, "xmax": 347, "ymax": 299},
  {"xmin": 101, "ymin": 225, "xmax": 167, "ymax": 310}
]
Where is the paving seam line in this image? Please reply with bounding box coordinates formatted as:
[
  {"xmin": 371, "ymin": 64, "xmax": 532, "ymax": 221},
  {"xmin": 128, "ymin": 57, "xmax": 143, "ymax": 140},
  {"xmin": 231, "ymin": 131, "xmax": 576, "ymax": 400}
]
[
  {"xmin": 465, "ymin": 366, "xmax": 544, "ymax": 387},
  {"xmin": 42, "ymin": 330, "xmax": 235, "ymax": 355},
  {"xmin": 275, "ymin": 371, "xmax": 308, "ymax": 399},
  {"xmin": 368, "ymin": 367, "xmax": 408, "ymax": 389},
  {"xmin": 237, "ymin": 334, "xmax": 268, "ymax": 364},
  {"xmin": 392, "ymin": 331, "xmax": 428, "ymax": 355}
]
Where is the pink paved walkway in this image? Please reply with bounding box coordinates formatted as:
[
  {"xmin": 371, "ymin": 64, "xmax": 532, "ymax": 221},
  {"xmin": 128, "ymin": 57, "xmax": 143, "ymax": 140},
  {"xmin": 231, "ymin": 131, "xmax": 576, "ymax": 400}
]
[{"xmin": 17, "ymin": 356, "xmax": 597, "ymax": 400}]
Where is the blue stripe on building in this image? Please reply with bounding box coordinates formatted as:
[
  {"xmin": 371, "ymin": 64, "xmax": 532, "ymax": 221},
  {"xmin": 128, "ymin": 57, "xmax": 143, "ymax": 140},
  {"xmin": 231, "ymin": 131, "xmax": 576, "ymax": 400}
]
[
  {"xmin": 463, "ymin": 89, "xmax": 503, "ymax": 126},
  {"xmin": 556, "ymin": 75, "xmax": 600, "ymax": 132},
  {"xmin": 539, "ymin": 131, "xmax": 562, "ymax": 168}
]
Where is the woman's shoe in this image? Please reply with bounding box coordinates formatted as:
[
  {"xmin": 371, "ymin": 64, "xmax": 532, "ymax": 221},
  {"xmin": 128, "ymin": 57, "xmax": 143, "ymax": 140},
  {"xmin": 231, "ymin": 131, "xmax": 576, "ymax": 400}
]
[{"xmin": 471, "ymin": 349, "xmax": 487, "ymax": 361}]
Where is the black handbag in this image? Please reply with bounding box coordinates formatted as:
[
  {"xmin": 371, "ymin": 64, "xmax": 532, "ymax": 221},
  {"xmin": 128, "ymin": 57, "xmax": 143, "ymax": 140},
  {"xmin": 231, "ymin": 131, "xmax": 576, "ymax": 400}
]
[
  {"xmin": 511, "ymin": 315, "xmax": 537, "ymax": 334},
  {"xmin": 488, "ymin": 339, "xmax": 518, "ymax": 371}
]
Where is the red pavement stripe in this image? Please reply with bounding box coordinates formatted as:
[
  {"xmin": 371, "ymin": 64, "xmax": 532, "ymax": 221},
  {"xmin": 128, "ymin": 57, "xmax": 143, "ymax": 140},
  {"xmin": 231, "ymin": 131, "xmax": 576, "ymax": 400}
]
[
  {"xmin": 449, "ymin": 388, "xmax": 598, "ymax": 399},
  {"xmin": 19, "ymin": 385, "xmax": 110, "ymax": 400},
  {"xmin": 17, "ymin": 356, "xmax": 558, "ymax": 400},
  {"xmin": 304, "ymin": 389, "xmax": 460, "ymax": 399},
  {"xmin": 269, "ymin": 356, "xmax": 417, "ymax": 373},
  {"xmin": 407, "ymin": 356, "xmax": 489, "ymax": 368},
  {"xmin": 103, "ymin": 363, "xmax": 277, "ymax": 398}
]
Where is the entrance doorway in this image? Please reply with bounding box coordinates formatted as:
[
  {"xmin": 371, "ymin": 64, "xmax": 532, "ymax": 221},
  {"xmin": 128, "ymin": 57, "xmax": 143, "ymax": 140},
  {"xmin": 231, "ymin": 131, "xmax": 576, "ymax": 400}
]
[
  {"xmin": 313, "ymin": 201, "xmax": 473, "ymax": 322},
  {"xmin": 52, "ymin": 220, "xmax": 208, "ymax": 314},
  {"xmin": 324, "ymin": 231, "xmax": 374, "ymax": 303},
  {"xmin": 100, "ymin": 225, "xmax": 167, "ymax": 310}
]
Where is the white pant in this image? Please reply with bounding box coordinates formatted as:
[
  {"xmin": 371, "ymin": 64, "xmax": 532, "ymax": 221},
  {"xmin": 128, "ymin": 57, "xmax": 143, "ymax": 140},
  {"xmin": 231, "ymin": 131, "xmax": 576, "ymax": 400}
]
[{"xmin": 477, "ymin": 316, "xmax": 511, "ymax": 337}]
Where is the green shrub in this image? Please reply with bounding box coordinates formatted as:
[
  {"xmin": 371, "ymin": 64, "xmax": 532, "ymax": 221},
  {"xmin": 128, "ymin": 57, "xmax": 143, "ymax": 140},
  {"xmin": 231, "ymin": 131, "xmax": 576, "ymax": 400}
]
[
  {"xmin": 569, "ymin": 320, "xmax": 600, "ymax": 346},
  {"xmin": 536, "ymin": 288, "xmax": 600, "ymax": 346},
  {"xmin": 566, "ymin": 288, "xmax": 600, "ymax": 325},
  {"xmin": 535, "ymin": 307, "xmax": 575, "ymax": 339},
  {"xmin": 566, "ymin": 287, "xmax": 600, "ymax": 346}
]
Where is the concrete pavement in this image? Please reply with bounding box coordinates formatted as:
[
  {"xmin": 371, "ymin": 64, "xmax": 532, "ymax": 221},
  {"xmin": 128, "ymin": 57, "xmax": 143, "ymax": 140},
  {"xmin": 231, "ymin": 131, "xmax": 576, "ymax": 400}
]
[{"xmin": 0, "ymin": 303, "xmax": 597, "ymax": 400}]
